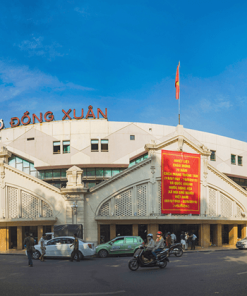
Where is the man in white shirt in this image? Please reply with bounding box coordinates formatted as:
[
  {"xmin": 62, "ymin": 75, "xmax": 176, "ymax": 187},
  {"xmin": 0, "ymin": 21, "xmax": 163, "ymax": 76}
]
[{"xmin": 171, "ymin": 232, "xmax": 176, "ymax": 244}]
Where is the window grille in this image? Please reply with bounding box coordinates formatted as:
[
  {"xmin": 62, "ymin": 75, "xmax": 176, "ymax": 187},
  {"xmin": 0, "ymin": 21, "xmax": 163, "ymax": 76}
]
[
  {"xmin": 208, "ymin": 188, "xmax": 217, "ymax": 217},
  {"xmin": 220, "ymin": 193, "xmax": 232, "ymax": 217},
  {"xmin": 236, "ymin": 205, "xmax": 242, "ymax": 218},
  {"xmin": 42, "ymin": 201, "xmax": 53, "ymax": 218},
  {"xmin": 137, "ymin": 184, "xmax": 147, "ymax": 216},
  {"xmin": 115, "ymin": 189, "xmax": 132, "ymax": 216},
  {"xmin": 8, "ymin": 187, "xmax": 18, "ymax": 218},
  {"xmin": 99, "ymin": 201, "xmax": 110, "ymax": 216},
  {"xmin": 22, "ymin": 191, "xmax": 39, "ymax": 219}
]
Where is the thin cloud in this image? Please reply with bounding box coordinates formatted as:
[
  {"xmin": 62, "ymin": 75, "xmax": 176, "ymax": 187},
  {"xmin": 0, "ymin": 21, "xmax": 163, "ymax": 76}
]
[
  {"xmin": 0, "ymin": 61, "xmax": 94, "ymax": 102},
  {"xmin": 17, "ymin": 36, "xmax": 64, "ymax": 59}
]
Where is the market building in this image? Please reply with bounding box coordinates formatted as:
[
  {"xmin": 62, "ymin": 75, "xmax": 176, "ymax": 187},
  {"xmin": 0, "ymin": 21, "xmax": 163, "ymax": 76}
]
[{"xmin": 0, "ymin": 111, "xmax": 247, "ymax": 251}]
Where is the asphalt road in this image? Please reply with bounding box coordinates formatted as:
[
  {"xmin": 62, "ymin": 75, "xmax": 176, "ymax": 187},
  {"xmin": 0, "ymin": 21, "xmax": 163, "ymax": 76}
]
[{"xmin": 1, "ymin": 250, "xmax": 247, "ymax": 296}]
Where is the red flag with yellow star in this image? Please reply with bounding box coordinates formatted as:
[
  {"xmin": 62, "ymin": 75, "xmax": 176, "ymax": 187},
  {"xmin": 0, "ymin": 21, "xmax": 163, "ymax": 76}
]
[{"xmin": 175, "ymin": 62, "xmax": 180, "ymax": 100}]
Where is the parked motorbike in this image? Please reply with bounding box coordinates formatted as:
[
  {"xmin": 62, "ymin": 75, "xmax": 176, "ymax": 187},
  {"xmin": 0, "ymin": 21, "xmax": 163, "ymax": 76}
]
[
  {"xmin": 128, "ymin": 245, "xmax": 169, "ymax": 271},
  {"xmin": 168, "ymin": 243, "xmax": 183, "ymax": 257}
]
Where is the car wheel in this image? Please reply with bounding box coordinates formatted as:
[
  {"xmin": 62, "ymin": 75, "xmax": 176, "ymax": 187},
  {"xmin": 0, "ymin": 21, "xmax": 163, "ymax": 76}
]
[
  {"xmin": 98, "ymin": 249, "xmax": 108, "ymax": 258},
  {"xmin": 32, "ymin": 250, "xmax": 41, "ymax": 260},
  {"xmin": 74, "ymin": 252, "xmax": 83, "ymax": 261}
]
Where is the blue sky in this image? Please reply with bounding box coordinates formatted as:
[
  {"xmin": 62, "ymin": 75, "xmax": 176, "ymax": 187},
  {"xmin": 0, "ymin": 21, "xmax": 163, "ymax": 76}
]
[{"xmin": 0, "ymin": 0, "xmax": 247, "ymax": 141}]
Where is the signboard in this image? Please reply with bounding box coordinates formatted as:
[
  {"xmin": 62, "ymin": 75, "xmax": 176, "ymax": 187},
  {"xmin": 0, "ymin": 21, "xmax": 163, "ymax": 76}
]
[
  {"xmin": 161, "ymin": 150, "xmax": 200, "ymax": 215},
  {"xmin": 0, "ymin": 105, "xmax": 107, "ymax": 130}
]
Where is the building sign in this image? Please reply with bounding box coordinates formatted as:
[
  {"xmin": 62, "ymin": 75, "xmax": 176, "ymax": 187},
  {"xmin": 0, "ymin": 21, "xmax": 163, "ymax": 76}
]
[
  {"xmin": 161, "ymin": 150, "xmax": 200, "ymax": 215},
  {"xmin": 0, "ymin": 106, "xmax": 107, "ymax": 130}
]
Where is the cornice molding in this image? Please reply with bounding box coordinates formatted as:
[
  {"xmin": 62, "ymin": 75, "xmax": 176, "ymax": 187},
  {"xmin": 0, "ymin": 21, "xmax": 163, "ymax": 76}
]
[
  {"xmin": 208, "ymin": 164, "xmax": 247, "ymax": 196},
  {"xmin": 4, "ymin": 164, "xmax": 61, "ymax": 194}
]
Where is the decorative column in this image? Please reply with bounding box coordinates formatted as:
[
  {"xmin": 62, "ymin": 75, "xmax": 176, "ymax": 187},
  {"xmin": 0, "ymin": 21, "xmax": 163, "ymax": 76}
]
[
  {"xmin": 0, "ymin": 147, "xmax": 12, "ymax": 219},
  {"xmin": 17, "ymin": 226, "xmax": 23, "ymax": 250},
  {"xmin": 110, "ymin": 224, "xmax": 116, "ymax": 240},
  {"xmin": 199, "ymin": 224, "xmax": 210, "ymax": 247},
  {"xmin": 61, "ymin": 166, "xmax": 88, "ymax": 239},
  {"xmin": 229, "ymin": 224, "xmax": 238, "ymax": 246}
]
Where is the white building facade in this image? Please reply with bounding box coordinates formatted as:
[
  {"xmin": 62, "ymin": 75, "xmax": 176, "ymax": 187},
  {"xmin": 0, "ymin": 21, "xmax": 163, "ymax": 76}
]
[{"xmin": 0, "ymin": 118, "xmax": 247, "ymax": 251}]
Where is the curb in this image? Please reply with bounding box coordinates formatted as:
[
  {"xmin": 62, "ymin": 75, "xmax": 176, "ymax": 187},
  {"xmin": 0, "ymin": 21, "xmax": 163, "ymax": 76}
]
[
  {"xmin": 185, "ymin": 248, "xmax": 239, "ymax": 253},
  {"xmin": 0, "ymin": 253, "xmax": 26, "ymax": 256}
]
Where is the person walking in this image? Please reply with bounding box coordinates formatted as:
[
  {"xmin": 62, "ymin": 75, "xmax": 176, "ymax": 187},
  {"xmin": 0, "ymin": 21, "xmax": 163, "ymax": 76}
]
[
  {"xmin": 39, "ymin": 234, "xmax": 46, "ymax": 262},
  {"xmin": 191, "ymin": 233, "xmax": 197, "ymax": 250},
  {"xmin": 24, "ymin": 232, "xmax": 34, "ymax": 267},
  {"xmin": 70, "ymin": 233, "xmax": 80, "ymax": 262},
  {"xmin": 185, "ymin": 232, "xmax": 189, "ymax": 250},
  {"xmin": 171, "ymin": 232, "xmax": 176, "ymax": 244},
  {"xmin": 180, "ymin": 231, "xmax": 186, "ymax": 250},
  {"xmin": 166, "ymin": 232, "xmax": 171, "ymax": 248}
]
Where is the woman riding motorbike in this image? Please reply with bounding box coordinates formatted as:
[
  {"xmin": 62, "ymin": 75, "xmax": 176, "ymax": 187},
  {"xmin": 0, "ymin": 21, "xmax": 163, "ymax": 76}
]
[{"xmin": 143, "ymin": 233, "xmax": 155, "ymax": 260}]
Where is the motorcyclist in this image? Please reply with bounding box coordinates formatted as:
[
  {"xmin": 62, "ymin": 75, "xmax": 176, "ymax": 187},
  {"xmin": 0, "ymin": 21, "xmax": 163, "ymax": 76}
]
[
  {"xmin": 152, "ymin": 231, "xmax": 165, "ymax": 262},
  {"xmin": 143, "ymin": 233, "xmax": 155, "ymax": 260}
]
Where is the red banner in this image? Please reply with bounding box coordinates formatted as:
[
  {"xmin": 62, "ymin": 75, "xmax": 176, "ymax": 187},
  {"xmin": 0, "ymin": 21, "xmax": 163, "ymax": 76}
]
[{"xmin": 161, "ymin": 150, "xmax": 200, "ymax": 214}]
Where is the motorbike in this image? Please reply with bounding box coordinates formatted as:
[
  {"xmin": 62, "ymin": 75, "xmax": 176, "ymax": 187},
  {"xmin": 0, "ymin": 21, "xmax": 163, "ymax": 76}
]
[
  {"xmin": 168, "ymin": 243, "xmax": 183, "ymax": 257},
  {"xmin": 128, "ymin": 245, "xmax": 169, "ymax": 271}
]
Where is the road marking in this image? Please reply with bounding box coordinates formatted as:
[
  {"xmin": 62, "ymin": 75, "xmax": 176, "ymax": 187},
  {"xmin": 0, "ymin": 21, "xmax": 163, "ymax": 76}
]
[
  {"xmin": 40, "ymin": 291, "xmax": 125, "ymax": 296},
  {"xmin": 237, "ymin": 271, "xmax": 247, "ymax": 275}
]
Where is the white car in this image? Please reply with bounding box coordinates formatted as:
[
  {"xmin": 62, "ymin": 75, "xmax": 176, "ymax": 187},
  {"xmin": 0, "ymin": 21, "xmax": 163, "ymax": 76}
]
[
  {"xmin": 33, "ymin": 236, "xmax": 96, "ymax": 260},
  {"xmin": 236, "ymin": 237, "xmax": 247, "ymax": 249}
]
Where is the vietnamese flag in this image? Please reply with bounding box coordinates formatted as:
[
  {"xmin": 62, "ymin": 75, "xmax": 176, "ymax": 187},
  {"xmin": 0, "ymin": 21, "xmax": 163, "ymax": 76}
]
[{"xmin": 175, "ymin": 62, "xmax": 180, "ymax": 100}]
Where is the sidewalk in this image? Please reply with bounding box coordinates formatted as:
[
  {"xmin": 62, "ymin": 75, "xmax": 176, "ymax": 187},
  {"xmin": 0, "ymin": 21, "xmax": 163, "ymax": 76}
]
[
  {"xmin": 0, "ymin": 245, "xmax": 241, "ymax": 256},
  {"xmin": 185, "ymin": 245, "xmax": 239, "ymax": 253},
  {"xmin": 0, "ymin": 249, "xmax": 26, "ymax": 256}
]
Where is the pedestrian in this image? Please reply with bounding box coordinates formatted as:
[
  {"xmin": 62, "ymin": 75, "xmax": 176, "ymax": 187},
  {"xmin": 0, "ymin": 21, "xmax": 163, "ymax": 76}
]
[
  {"xmin": 185, "ymin": 232, "xmax": 189, "ymax": 250},
  {"xmin": 180, "ymin": 231, "xmax": 186, "ymax": 250},
  {"xmin": 39, "ymin": 234, "xmax": 46, "ymax": 262},
  {"xmin": 171, "ymin": 232, "xmax": 176, "ymax": 244},
  {"xmin": 70, "ymin": 233, "xmax": 80, "ymax": 262},
  {"xmin": 191, "ymin": 233, "xmax": 197, "ymax": 250},
  {"xmin": 166, "ymin": 232, "xmax": 171, "ymax": 248},
  {"xmin": 188, "ymin": 232, "xmax": 192, "ymax": 248},
  {"xmin": 24, "ymin": 232, "xmax": 34, "ymax": 267}
]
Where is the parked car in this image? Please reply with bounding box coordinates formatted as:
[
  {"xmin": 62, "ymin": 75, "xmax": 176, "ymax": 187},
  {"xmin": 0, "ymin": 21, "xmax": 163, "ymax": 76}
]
[
  {"xmin": 33, "ymin": 236, "xmax": 96, "ymax": 260},
  {"xmin": 236, "ymin": 237, "xmax": 247, "ymax": 249},
  {"xmin": 96, "ymin": 236, "xmax": 144, "ymax": 258}
]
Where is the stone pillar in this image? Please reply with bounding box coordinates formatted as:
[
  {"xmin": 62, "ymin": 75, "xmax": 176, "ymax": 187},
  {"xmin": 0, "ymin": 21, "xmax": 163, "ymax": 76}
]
[
  {"xmin": 0, "ymin": 227, "xmax": 7, "ymax": 251},
  {"xmin": 37, "ymin": 226, "xmax": 43, "ymax": 243},
  {"xmin": 241, "ymin": 224, "xmax": 246, "ymax": 239},
  {"xmin": 133, "ymin": 224, "xmax": 138, "ymax": 236},
  {"xmin": 215, "ymin": 224, "xmax": 222, "ymax": 247},
  {"xmin": 110, "ymin": 224, "xmax": 116, "ymax": 240},
  {"xmin": 148, "ymin": 224, "xmax": 158, "ymax": 238},
  {"xmin": 199, "ymin": 224, "xmax": 210, "ymax": 247},
  {"xmin": 229, "ymin": 224, "xmax": 238, "ymax": 245},
  {"xmin": 17, "ymin": 226, "xmax": 23, "ymax": 250}
]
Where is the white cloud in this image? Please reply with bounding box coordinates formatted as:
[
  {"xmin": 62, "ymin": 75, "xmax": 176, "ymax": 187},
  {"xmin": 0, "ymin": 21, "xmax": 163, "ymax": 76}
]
[{"xmin": 0, "ymin": 61, "xmax": 94, "ymax": 102}]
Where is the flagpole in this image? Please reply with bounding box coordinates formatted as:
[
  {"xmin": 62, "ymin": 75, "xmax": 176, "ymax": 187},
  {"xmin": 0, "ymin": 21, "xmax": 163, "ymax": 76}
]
[{"xmin": 178, "ymin": 61, "xmax": 180, "ymax": 125}]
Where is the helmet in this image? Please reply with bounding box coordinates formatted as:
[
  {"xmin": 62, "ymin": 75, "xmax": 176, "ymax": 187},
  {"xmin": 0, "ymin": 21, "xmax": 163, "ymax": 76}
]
[
  {"xmin": 157, "ymin": 231, "xmax": 163, "ymax": 235},
  {"xmin": 147, "ymin": 233, "xmax": 153, "ymax": 238}
]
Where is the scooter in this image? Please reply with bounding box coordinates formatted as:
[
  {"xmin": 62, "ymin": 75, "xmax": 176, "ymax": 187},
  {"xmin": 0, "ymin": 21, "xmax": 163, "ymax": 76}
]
[
  {"xmin": 128, "ymin": 245, "xmax": 169, "ymax": 271},
  {"xmin": 168, "ymin": 243, "xmax": 183, "ymax": 257}
]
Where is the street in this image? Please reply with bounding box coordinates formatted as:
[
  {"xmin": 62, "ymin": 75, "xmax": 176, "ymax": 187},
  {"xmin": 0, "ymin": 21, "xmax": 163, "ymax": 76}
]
[{"xmin": 0, "ymin": 250, "xmax": 247, "ymax": 296}]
